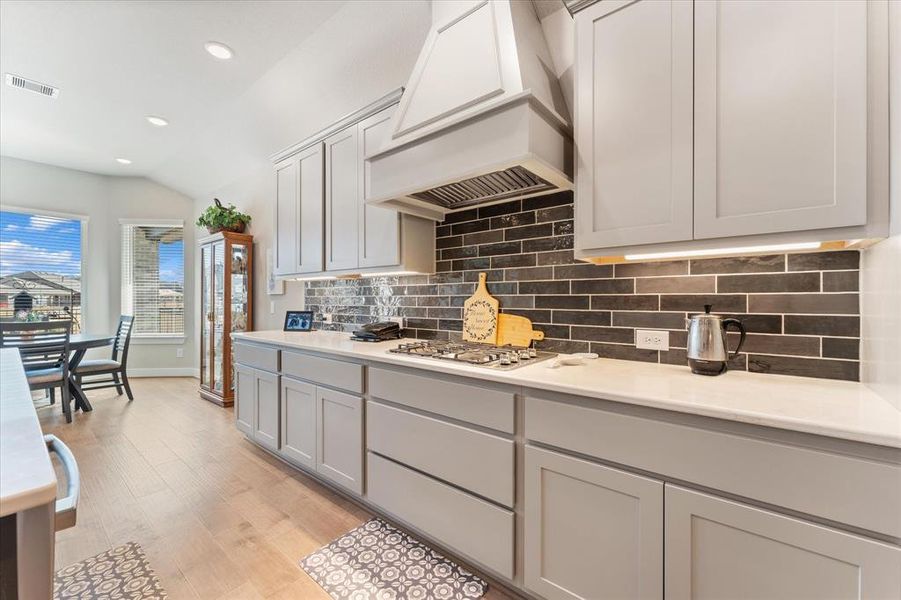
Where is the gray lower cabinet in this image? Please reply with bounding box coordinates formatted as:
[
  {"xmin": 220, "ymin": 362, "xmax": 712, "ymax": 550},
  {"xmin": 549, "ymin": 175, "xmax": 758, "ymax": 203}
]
[
  {"xmin": 280, "ymin": 376, "xmax": 316, "ymax": 469},
  {"xmin": 234, "ymin": 363, "xmax": 254, "ymax": 435},
  {"xmin": 523, "ymin": 445, "xmax": 663, "ymax": 600},
  {"xmin": 664, "ymin": 485, "xmax": 901, "ymax": 600},
  {"xmin": 252, "ymin": 369, "xmax": 280, "ymax": 452},
  {"xmin": 316, "ymin": 387, "xmax": 364, "ymax": 494}
]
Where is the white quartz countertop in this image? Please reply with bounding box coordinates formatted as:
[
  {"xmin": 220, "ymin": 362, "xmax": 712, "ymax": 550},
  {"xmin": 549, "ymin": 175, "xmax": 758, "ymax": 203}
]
[
  {"xmin": 233, "ymin": 331, "xmax": 901, "ymax": 449},
  {"xmin": 0, "ymin": 348, "xmax": 57, "ymax": 517}
]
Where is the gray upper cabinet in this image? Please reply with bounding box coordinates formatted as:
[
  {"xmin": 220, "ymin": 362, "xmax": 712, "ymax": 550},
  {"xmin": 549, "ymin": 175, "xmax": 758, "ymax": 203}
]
[
  {"xmin": 325, "ymin": 127, "xmax": 360, "ymax": 272},
  {"xmin": 524, "ymin": 445, "xmax": 663, "ymax": 600},
  {"xmin": 274, "ymin": 143, "xmax": 325, "ymax": 276},
  {"xmin": 359, "ymin": 105, "xmax": 401, "ymax": 268},
  {"xmin": 574, "ymin": 0, "xmax": 887, "ymax": 258},
  {"xmin": 274, "ymin": 158, "xmax": 298, "ymax": 276},
  {"xmin": 574, "ymin": 0, "xmax": 693, "ymax": 250},
  {"xmin": 280, "ymin": 376, "xmax": 316, "ymax": 469},
  {"xmin": 271, "ymin": 91, "xmax": 434, "ymax": 277},
  {"xmin": 693, "ymin": 0, "xmax": 868, "ymax": 239},
  {"xmin": 316, "ymin": 386, "xmax": 363, "ymax": 495},
  {"xmin": 665, "ymin": 485, "xmax": 901, "ymax": 600}
]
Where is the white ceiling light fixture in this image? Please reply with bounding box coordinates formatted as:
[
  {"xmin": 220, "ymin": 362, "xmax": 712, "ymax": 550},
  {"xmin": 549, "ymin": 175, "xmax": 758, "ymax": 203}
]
[
  {"xmin": 115, "ymin": 158, "xmax": 132, "ymax": 165},
  {"xmin": 145, "ymin": 115, "xmax": 169, "ymax": 127},
  {"xmin": 204, "ymin": 41, "xmax": 234, "ymax": 60}
]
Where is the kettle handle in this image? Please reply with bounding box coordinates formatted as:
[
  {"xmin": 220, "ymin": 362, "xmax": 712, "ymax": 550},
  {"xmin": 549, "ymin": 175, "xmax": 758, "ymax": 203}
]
[{"xmin": 722, "ymin": 319, "xmax": 746, "ymax": 359}]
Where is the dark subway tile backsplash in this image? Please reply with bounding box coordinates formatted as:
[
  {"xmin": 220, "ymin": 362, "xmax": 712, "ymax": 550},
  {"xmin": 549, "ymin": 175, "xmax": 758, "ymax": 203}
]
[{"xmin": 304, "ymin": 192, "xmax": 862, "ymax": 382}]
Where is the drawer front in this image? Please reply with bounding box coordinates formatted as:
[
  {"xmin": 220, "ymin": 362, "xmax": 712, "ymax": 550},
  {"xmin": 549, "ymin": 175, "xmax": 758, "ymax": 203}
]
[
  {"xmin": 282, "ymin": 351, "xmax": 363, "ymax": 394},
  {"xmin": 367, "ymin": 452, "xmax": 514, "ymax": 579},
  {"xmin": 369, "ymin": 367, "xmax": 514, "ymax": 433},
  {"xmin": 526, "ymin": 395, "xmax": 901, "ymax": 539},
  {"xmin": 234, "ymin": 343, "xmax": 279, "ymax": 373},
  {"xmin": 368, "ymin": 401, "xmax": 514, "ymax": 507}
]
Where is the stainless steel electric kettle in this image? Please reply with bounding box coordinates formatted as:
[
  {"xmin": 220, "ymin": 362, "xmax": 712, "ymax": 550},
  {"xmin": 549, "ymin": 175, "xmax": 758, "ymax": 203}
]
[{"xmin": 686, "ymin": 305, "xmax": 746, "ymax": 375}]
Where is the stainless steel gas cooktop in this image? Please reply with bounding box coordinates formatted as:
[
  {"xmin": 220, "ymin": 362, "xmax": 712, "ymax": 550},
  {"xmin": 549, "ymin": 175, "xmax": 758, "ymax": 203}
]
[{"xmin": 388, "ymin": 340, "xmax": 556, "ymax": 370}]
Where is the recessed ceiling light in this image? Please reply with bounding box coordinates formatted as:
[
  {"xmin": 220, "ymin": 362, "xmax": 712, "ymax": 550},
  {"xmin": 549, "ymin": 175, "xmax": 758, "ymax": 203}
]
[
  {"xmin": 115, "ymin": 158, "xmax": 132, "ymax": 165},
  {"xmin": 145, "ymin": 115, "xmax": 169, "ymax": 127},
  {"xmin": 204, "ymin": 41, "xmax": 234, "ymax": 60}
]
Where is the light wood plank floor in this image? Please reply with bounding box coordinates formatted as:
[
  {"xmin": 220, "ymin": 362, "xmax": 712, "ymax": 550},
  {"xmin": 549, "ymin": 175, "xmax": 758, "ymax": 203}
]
[{"xmin": 39, "ymin": 378, "xmax": 514, "ymax": 599}]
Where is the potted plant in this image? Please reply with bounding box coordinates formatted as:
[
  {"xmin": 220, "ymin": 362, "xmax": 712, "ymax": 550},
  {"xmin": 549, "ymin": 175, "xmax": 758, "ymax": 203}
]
[{"xmin": 196, "ymin": 198, "xmax": 251, "ymax": 234}]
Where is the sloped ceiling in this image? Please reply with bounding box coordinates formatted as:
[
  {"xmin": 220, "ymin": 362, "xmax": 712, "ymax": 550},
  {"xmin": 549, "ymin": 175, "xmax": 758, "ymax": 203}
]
[{"xmin": 0, "ymin": 0, "xmax": 431, "ymax": 200}]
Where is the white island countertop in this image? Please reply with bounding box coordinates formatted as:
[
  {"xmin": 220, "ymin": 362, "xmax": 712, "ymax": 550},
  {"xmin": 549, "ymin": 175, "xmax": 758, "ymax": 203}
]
[
  {"xmin": 233, "ymin": 330, "xmax": 901, "ymax": 449},
  {"xmin": 0, "ymin": 348, "xmax": 56, "ymax": 517}
]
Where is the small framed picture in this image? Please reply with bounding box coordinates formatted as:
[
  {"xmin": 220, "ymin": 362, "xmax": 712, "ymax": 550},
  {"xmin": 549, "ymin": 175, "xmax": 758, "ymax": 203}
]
[{"xmin": 284, "ymin": 310, "xmax": 314, "ymax": 332}]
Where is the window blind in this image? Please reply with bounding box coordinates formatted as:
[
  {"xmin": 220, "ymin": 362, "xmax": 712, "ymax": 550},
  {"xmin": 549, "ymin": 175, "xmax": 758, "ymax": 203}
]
[
  {"xmin": 0, "ymin": 210, "xmax": 83, "ymax": 330},
  {"xmin": 121, "ymin": 223, "xmax": 184, "ymax": 336}
]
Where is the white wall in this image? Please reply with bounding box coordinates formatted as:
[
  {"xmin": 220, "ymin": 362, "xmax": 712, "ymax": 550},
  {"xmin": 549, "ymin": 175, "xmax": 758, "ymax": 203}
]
[
  {"xmin": 0, "ymin": 156, "xmax": 197, "ymax": 375},
  {"xmin": 860, "ymin": 0, "xmax": 901, "ymax": 406},
  {"xmin": 192, "ymin": 1, "xmax": 432, "ymax": 332}
]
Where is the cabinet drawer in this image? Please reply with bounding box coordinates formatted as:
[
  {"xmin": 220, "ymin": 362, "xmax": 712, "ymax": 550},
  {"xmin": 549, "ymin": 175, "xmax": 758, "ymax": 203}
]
[
  {"xmin": 282, "ymin": 351, "xmax": 363, "ymax": 394},
  {"xmin": 526, "ymin": 395, "xmax": 901, "ymax": 538},
  {"xmin": 367, "ymin": 401, "xmax": 514, "ymax": 507},
  {"xmin": 369, "ymin": 367, "xmax": 514, "ymax": 433},
  {"xmin": 234, "ymin": 343, "xmax": 279, "ymax": 373},
  {"xmin": 367, "ymin": 452, "xmax": 514, "ymax": 579}
]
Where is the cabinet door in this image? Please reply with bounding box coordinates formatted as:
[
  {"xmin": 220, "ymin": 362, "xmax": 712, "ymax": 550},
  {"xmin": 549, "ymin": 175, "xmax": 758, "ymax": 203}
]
[
  {"xmin": 234, "ymin": 364, "xmax": 254, "ymax": 435},
  {"xmin": 324, "ymin": 127, "xmax": 359, "ymax": 271},
  {"xmin": 316, "ymin": 387, "xmax": 363, "ymax": 494},
  {"xmin": 358, "ymin": 105, "xmax": 400, "ymax": 268},
  {"xmin": 280, "ymin": 376, "xmax": 316, "ymax": 469},
  {"xmin": 665, "ymin": 485, "xmax": 901, "ymax": 600},
  {"xmin": 274, "ymin": 158, "xmax": 297, "ymax": 276},
  {"xmin": 524, "ymin": 445, "xmax": 663, "ymax": 600},
  {"xmin": 574, "ymin": 0, "xmax": 693, "ymax": 251},
  {"xmin": 253, "ymin": 370, "xmax": 280, "ymax": 452},
  {"xmin": 296, "ymin": 143, "xmax": 325, "ymax": 273},
  {"xmin": 694, "ymin": 0, "xmax": 868, "ymax": 239}
]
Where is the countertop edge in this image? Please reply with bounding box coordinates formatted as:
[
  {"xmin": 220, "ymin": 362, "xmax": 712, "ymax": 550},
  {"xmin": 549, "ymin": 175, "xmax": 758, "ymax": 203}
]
[{"xmin": 232, "ymin": 332, "xmax": 901, "ymax": 449}]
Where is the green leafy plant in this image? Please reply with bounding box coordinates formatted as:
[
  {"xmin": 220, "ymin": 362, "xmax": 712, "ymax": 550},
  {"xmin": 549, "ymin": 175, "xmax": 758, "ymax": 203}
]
[{"xmin": 196, "ymin": 198, "xmax": 251, "ymax": 233}]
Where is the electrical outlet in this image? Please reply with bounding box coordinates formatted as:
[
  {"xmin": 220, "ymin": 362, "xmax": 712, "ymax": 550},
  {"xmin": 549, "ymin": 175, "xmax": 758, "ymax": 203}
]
[
  {"xmin": 636, "ymin": 329, "xmax": 669, "ymax": 351},
  {"xmin": 269, "ymin": 301, "xmax": 275, "ymax": 315},
  {"xmin": 385, "ymin": 316, "xmax": 404, "ymax": 328},
  {"xmin": 323, "ymin": 313, "xmax": 333, "ymax": 324},
  {"xmin": 176, "ymin": 348, "xmax": 184, "ymax": 358}
]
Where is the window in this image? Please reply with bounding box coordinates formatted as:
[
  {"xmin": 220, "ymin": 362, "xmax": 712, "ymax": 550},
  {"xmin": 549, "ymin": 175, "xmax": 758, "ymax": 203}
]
[
  {"xmin": 0, "ymin": 210, "xmax": 84, "ymax": 331},
  {"xmin": 121, "ymin": 220, "xmax": 184, "ymax": 337}
]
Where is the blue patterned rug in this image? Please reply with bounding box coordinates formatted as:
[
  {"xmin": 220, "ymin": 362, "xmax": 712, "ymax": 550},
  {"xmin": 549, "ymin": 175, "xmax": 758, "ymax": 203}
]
[{"xmin": 301, "ymin": 518, "xmax": 487, "ymax": 599}]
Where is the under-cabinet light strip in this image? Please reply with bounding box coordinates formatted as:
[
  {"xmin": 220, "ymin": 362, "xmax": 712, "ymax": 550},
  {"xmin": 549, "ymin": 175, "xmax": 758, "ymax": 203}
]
[{"xmin": 623, "ymin": 242, "xmax": 823, "ymax": 261}]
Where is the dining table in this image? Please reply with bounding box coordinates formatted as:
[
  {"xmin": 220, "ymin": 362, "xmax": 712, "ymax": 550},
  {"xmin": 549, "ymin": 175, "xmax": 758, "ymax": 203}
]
[{"xmin": 68, "ymin": 333, "xmax": 116, "ymax": 412}]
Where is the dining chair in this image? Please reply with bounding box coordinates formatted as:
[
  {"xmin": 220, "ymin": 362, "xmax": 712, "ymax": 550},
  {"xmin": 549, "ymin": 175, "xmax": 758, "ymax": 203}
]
[
  {"xmin": 73, "ymin": 315, "xmax": 135, "ymax": 401},
  {"xmin": 0, "ymin": 320, "xmax": 74, "ymax": 422}
]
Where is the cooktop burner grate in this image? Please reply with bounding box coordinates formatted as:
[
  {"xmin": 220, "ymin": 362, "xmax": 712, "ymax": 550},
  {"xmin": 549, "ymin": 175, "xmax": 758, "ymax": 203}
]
[{"xmin": 388, "ymin": 340, "xmax": 555, "ymax": 370}]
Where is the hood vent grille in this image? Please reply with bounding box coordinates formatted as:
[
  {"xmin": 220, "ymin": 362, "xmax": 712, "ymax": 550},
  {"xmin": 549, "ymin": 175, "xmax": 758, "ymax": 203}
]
[
  {"xmin": 411, "ymin": 166, "xmax": 554, "ymax": 210},
  {"xmin": 5, "ymin": 73, "xmax": 59, "ymax": 98}
]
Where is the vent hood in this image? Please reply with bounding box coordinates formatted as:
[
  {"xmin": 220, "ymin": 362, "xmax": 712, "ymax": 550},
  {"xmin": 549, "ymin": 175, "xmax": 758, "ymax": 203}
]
[{"xmin": 365, "ymin": 0, "xmax": 573, "ymax": 221}]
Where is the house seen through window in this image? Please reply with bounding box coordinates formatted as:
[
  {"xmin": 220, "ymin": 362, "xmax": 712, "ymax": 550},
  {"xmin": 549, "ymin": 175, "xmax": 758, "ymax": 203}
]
[
  {"xmin": 121, "ymin": 222, "xmax": 185, "ymax": 336},
  {"xmin": 0, "ymin": 210, "xmax": 84, "ymax": 331}
]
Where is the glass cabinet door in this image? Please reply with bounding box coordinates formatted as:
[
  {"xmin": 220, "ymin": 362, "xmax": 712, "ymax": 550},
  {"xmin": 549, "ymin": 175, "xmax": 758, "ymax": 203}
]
[
  {"xmin": 200, "ymin": 243, "xmax": 212, "ymax": 389},
  {"xmin": 212, "ymin": 240, "xmax": 225, "ymax": 393},
  {"xmin": 229, "ymin": 241, "xmax": 250, "ymax": 394}
]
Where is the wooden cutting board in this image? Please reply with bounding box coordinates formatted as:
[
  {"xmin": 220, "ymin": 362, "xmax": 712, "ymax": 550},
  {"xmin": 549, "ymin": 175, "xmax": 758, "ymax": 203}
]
[
  {"xmin": 496, "ymin": 314, "xmax": 545, "ymax": 347},
  {"xmin": 462, "ymin": 272, "xmax": 499, "ymax": 344}
]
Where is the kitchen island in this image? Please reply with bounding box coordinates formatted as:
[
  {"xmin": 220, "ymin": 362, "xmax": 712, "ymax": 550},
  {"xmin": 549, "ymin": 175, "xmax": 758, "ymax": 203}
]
[{"xmin": 232, "ymin": 330, "xmax": 901, "ymax": 599}]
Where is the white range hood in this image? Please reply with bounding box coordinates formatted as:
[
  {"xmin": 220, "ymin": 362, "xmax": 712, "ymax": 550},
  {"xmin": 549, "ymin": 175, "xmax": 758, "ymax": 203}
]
[{"xmin": 365, "ymin": 0, "xmax": 573, "ymax": 221}]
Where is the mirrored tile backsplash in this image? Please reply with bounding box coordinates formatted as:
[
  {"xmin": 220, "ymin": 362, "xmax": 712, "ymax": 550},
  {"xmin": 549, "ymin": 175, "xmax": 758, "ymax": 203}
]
[{"xmin": 305, "ymin": 192, "xmax": 861, "ymax": 381}]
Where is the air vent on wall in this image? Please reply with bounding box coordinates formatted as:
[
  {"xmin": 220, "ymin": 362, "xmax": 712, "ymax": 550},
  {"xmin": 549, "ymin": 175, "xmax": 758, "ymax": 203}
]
[{"xmin": 5, "ymin": 73, "xmax": 59, "ymax": 98}]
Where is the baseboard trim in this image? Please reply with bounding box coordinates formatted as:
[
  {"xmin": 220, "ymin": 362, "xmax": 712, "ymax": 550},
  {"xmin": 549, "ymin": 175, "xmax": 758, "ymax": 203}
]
[{"xmin": 128, "ymin": 368, "xmax": 200, "ymax": 378}]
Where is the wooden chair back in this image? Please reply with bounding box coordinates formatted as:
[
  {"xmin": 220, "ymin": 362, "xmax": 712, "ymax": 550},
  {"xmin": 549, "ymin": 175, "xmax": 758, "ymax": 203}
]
[
  {"xmin": 111, "ymin": 315, "xmax": 135, "ymax": 366},
  {"xmin": 0, "ymin": 320, "xmax": 72, "ymax": 373}
]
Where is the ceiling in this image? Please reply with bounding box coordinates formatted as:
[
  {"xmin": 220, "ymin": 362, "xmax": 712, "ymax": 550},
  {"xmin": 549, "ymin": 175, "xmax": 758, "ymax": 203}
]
[{"xmin": 0, "ymin": 0, "xmax": 346, "ymax": 184}]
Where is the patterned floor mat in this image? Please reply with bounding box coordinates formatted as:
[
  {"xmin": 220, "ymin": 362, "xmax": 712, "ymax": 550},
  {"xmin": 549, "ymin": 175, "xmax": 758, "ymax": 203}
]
[
  {"xmin": 301, "ymin": 518, "xmax": 487, "ymax": 599},
  {"xmin": 54, "ymin": 541, "xmax": 167, "ymax": 599}
]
